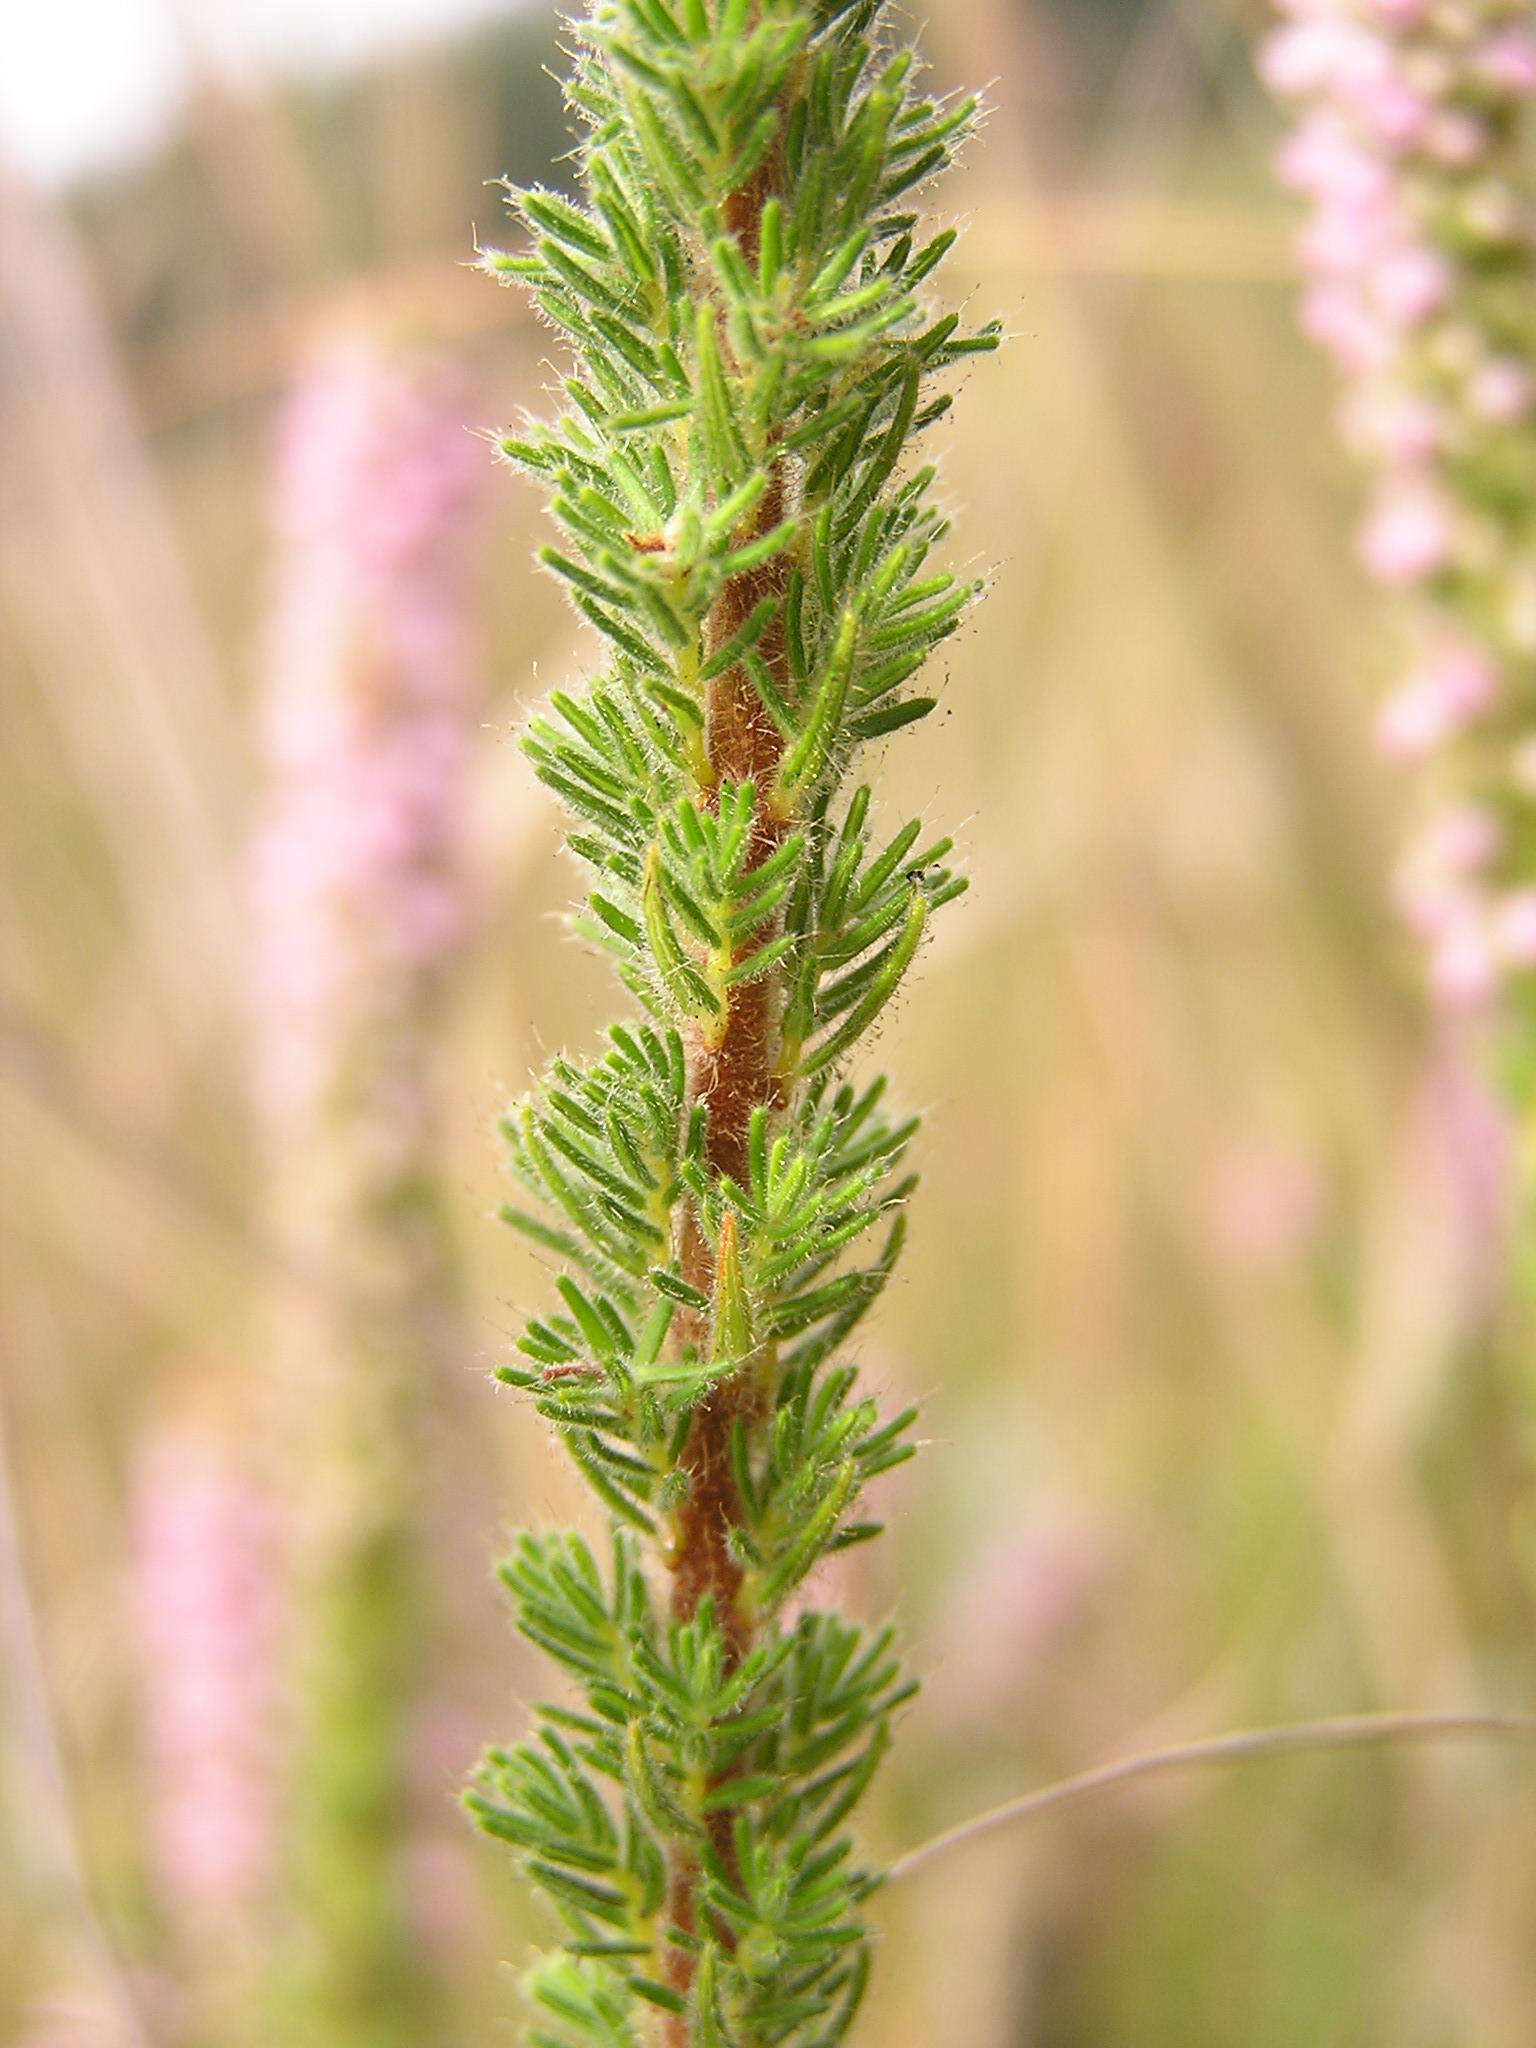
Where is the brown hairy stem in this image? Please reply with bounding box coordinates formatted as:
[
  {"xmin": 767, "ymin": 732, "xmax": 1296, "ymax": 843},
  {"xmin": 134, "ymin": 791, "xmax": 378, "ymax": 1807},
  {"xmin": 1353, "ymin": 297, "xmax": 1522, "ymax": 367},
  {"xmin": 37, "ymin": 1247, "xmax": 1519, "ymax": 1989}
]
[
  {"xmin": 662, "ymin": 468, "xmax": 791, "ymax": 2036},
  {"xmin": 660, "ymin": 158, "xmax": 791, "ymax": 2039},
  {"xmin": 669, "ymin": 470, "xmax": 790, "ymax": 1636}
]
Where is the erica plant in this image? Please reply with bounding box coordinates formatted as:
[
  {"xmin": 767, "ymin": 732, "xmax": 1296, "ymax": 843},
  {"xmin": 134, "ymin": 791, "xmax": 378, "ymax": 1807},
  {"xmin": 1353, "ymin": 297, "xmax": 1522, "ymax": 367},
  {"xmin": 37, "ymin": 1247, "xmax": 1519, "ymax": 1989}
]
[
  {"xmin": 252, "ymin": 331, "xmax": 484, "ymax": 2044},
  {"xmin": 255, "ymin": 333, "xmax": 484, "ymax": 1132},
  {"xmin": 1261, "ymin": 0, "xmax": 1536, "ymax": 1012},
  {"xmin": 466, "ymin": 4, "xmax": 996, "ymax": 2043},
  {"xmin": 132, "ymin": 1420, "xmax": 279, "ymax": 1942}
]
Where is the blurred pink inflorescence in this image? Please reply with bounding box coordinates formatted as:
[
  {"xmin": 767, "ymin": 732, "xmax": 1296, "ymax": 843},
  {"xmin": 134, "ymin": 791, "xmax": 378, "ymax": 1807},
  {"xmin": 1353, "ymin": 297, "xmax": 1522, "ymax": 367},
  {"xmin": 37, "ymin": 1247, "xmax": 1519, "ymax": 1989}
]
[
  {"xmin": 1263, "ymin": 0, "xmax": 1536, "ymax": 1011},
  {"xmin": 251, "ymin": 332, "xmax": 484, "ymax": 1133},
  {"xmin": 932, "ymin": 1514, "xmax": 1109, "ymax": 1728},
  {"xmin": 132, "ymin": 1425, "xmax": 281, "ymax": 1920}
]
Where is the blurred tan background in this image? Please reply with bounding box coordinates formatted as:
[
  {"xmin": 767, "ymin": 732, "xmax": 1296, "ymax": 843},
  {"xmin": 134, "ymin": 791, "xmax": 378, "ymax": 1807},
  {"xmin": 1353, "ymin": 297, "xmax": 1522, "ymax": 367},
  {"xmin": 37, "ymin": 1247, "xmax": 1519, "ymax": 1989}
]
[{"xmin": 4, "ymin": 2, "xmax": 1535, "ymax": 2044}]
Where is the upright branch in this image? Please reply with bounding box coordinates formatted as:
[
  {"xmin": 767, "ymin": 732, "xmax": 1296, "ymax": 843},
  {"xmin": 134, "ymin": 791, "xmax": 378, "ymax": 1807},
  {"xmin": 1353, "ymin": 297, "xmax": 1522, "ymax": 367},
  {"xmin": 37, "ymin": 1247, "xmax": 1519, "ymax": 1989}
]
[
  {"xmin": 1262, "ymin": 0, "xmax": 1536, "ymax": 1594},
  {"xmin": 1262, "ymin": 0, "xmax": 1536, "ymax": 1013},
  {"xmin": 465, "ymin": 5, "xmax": 996, "ymax": 2044},
  {"xmin": 253, "ymin": 335, "xmax": 484, "ymax": 2046}
]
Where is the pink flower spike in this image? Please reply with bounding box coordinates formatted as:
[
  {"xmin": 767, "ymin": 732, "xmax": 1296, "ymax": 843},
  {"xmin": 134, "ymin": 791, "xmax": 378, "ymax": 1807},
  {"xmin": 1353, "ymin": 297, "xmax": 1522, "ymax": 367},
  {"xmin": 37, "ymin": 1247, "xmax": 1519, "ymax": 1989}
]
[
  {"xmin": 1418, "ymin": 805, "xmax": 1501, "ymax": 876},
  {"xmin": 1357, "ymin": 480, "xmax": 1452, "ymax": 585},
  {"xmin": 1275, "ymin": 117, "xmax": 1389, "ymax": 205},
  {"xmin": 1329, "ymin": 22, "xmax": 1393, "ymax": 102},
  {"xmin": 1431, "ymin": 915, "xmax": 1497, "ymax": 1012},
  {"xmin": 1375, "ymin": 645, "xmax": 1494, "ymax": 762},
  {"xmin": 1299, "ymin": 284, "xmax": 1392, "ymax": 374},
  {"xmin": 1475, "ymin": 30, "xmax": 1536, "ymax": 97},
  {"xmin": 1375, "ymin": 680, "xmax": 1450, "ymax": 762},
  {"xmin": 1337, "ymin": 385, "xmax": 1441, "ymax": 463},
  {"xmin": 1299, "ymin": 202, "xmax": 1380, "ymax": 279},
  {"xmin": 1395, "ymin": 867, "xmax": 1463, "ymax": 941},
  {"xmin": 1357, "ymin": 76, "xmax": 1430, "ymax": 149},
  {"xmin": 1429, "ymin": 644, "xmax": 1498, "ymax": 719},
  {"xmin": 132, "ymin": 1426, "xmax": 280, "ymax": 1920},
  {"xmin": 1468, "ymin": 358, "xmax": 1534, "ymax": 425},
  {"xmin": 1423, "ymin": 110, "xmax": 1488, "ymax": 169},
  {"xmin": 1259, "ymin": 24, "xmax": 1332, "ymax": 96},
  {"xmin": 1262, "ymin": 0, "xmax": 1536, "ymax": 1014},
  {"xmin": 252, "ymin": 334, "xmax": 484, "ymax": 1126},
  {"xmin": 1495, "ymin": 892, "xmax": 1536, "ymax": 967},
  {"xmin": 1372, "ymin": 246, "xmax": 1453, "ymax": 328},
  {"xmin": 1261, "ymin": 20, "xmax": 1382, "ymax": 98},
  {"xmin": 1394, "ymin": 806, "xmax": 1501, "ymax": 936}
]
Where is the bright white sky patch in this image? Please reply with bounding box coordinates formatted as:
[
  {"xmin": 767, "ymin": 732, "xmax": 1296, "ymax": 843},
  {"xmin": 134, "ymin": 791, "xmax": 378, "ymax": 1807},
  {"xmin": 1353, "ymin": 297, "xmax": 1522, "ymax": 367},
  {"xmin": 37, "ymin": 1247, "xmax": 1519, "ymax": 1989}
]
[{"xmin": 0, "ymin": 0, "xmax": 533, "ymax": 186}]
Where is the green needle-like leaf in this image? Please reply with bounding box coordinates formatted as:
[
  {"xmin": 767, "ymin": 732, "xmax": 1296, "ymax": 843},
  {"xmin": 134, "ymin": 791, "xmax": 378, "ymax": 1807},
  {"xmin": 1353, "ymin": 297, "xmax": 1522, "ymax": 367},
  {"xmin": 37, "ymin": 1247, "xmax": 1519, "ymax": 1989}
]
[{"xmin": 470, "ymin": 4, "xmax": 994, "ymax": 2042}]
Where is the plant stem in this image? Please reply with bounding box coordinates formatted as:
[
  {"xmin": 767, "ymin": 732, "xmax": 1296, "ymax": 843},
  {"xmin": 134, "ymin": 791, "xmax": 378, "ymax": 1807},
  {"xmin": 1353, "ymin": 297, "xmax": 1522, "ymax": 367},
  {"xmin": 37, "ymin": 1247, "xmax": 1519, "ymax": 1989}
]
[
  {"xmin": 469, "ymin": 13, "xmax": 1000, "ymax": 2037},
  {"xmin": 664, "ymin": 151, "xmax": 791, "ymax": 2035},
  {"xmin": 888, "ymin": 1709, "xmax": 1536, "ymax": 1884}
]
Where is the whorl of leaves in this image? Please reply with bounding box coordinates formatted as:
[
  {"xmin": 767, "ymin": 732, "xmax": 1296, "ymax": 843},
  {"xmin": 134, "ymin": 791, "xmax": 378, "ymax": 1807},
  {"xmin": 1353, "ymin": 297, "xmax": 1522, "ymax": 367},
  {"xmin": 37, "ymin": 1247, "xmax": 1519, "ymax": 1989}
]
[{"xmin": 468, "ymin": 4, "xmax": 994, "ymax": 2043}]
